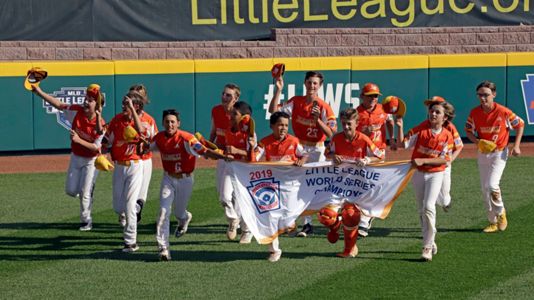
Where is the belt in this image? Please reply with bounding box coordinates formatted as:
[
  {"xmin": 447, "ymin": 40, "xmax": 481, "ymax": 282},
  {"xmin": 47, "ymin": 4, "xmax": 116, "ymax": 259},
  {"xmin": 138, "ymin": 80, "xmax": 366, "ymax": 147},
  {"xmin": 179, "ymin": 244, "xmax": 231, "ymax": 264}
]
[
  {"xmin": 167, "ymin": 172, "xmax": 192, "ymax": 179},
  {"xmin": 116, "ymin": 160, "xmax": 139, "ymax": 166},
  {"xmin": 300, "ymin": 140, "xmax": 324, "ymax": 147}
]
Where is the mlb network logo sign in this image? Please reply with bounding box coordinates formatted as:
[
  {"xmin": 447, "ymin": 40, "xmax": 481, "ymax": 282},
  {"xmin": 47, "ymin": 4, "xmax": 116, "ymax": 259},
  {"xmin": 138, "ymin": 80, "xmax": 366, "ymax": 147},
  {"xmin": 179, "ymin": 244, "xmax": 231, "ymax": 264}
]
[
  {"xmin": 42, "ymin": 87, "xmax": 106, "ymax": 130},
  {"xmin": 521, "ymin": 74, "xmax": 534, "ymax": 125}
]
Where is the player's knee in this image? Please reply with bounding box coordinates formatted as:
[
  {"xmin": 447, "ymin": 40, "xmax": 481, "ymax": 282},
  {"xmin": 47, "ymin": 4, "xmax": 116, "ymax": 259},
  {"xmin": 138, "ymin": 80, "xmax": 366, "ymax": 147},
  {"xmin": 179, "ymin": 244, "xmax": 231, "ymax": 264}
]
[
  {"xmin": 341, "ymin": 203, "xmax": 360, "ymax": 228},
  {"xmin": 318, "ymin": 206, "xmax": 339, "ymax": 227}
]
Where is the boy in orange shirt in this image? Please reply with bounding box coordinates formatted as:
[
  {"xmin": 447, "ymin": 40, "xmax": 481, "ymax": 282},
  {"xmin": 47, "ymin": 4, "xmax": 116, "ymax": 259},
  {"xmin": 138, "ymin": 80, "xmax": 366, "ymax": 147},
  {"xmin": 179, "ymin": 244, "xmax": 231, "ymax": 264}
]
[
  {"xmin": 255, "ymin": 111, "xmax": 307, "ymax": 262},
  {"xmin": 398, "ymin": 100, "xmax": 455, "ymax": 261},
  {"xmin": 318, "ymin": 108, "xmax": 383, "ymax": 258},
  {"xmin": 220, "ymin": 101, "xmax": 256, "ymax": 243},
  {"xmin": 465, "ymin": 81, "xmax": 524, "ymax": 233}
]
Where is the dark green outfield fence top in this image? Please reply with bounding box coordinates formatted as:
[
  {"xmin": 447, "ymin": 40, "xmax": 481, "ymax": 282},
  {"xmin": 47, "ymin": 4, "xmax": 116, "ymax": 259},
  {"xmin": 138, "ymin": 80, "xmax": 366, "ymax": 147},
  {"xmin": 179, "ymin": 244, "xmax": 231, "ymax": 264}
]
[{"xmin": 1, "ymin": 53, "xmax": 533, "ymax": 152}]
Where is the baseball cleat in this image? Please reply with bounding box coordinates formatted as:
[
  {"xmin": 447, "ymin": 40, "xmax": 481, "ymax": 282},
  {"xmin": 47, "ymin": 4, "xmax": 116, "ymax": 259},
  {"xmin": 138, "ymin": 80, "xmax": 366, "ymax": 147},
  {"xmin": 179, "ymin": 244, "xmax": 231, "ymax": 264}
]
[
  {"xmin": 226, "ymin": 219, "xmax": 239, "ymax": 241},
  {"xmin": 79, "ymin": 222, "xmax": 92, "ymax": 231},
  {"xmin": 483, "ymin": 223, "xmax": 498, "ymax": 233},
  {"xmin": 432, "ymin": 242, "xmax": 438, "ymax": 255},
  {"xmin": 357, "ymin": 226, "xmax": 369, "ymax": 238},
  {"xmin": 122, "ymin": 243, "xmax": 139, "ymax": 253},
  {"xmin": 421, "ymin": 247, "xmax": 432, "ymax": 261},
  {"xmin": 136, "ymin": 200, "xmax": 144, "ymax": 223},
  {"xmin": 175, "ymin": 211, "xmax": 193, "ymax": 238},
  {"xmin": 297, "ymin": 224, "xmax": 314, "ymax": 237},
  {"xmin": 497, "ymin": 210, "xmax": 507, "ymax": 231},
  {"xmin": 336, "ymin": 245, "xmax": 359, "ymax": 258},
  {"xmin": 159, "ymin": 248, "xmax": 171, "ymax": 261},
  {"xmin": 239, "ymin": 231, "xmax": 253, "ymax": 244},
  {"xmin": 268, "ymin": 250, "xmax": 282, "ymax": 262}
]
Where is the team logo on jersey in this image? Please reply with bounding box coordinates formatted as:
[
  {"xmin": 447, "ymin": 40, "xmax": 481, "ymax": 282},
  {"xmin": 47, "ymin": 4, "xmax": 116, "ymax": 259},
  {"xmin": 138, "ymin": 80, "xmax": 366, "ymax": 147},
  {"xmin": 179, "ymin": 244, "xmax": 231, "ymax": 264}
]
[
  {"xmin": 42, "ymin": 87, "xmax": 106, "ymax": 130},
  {"xmin": 520, "ymin": 74, "xmax": 534, "ymax": 124},
  {"xmin": 247, "ymin": 178, "xmax": 281, "ymax": 214}
]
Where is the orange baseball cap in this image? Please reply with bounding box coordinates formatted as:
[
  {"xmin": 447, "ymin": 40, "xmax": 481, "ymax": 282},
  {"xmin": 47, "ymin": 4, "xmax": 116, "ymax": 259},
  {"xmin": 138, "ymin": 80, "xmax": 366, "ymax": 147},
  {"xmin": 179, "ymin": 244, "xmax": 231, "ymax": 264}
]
[
  {"xmin": 423, "ymin": 96, "xmax": 446, "ymax": 106},
  {"xmin": 382, "ymin": 95, "xmax": 407, "ymax": 117},
  {"xmin": 361, "ymin": 83, "xmax": 382, "ymax": 96}
]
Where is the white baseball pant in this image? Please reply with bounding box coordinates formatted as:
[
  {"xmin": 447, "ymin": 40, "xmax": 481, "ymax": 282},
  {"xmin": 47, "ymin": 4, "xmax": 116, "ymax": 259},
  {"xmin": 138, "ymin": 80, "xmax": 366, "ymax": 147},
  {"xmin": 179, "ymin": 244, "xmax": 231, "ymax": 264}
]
[
  {"xmin": 138, "ymin": 158, "xmax": 153, "ymax": 204},
  {"xmin": 219, "ymin": 163, "xmax": 249, "ymax": 233},
  {"xmin": 156, "ymin": 173, "xmax": 194, "ymax": 250},
  {"xmin": 112, "ymin": 161, "xmax": 143, "ymax": 246},
  {"xmin": 412, "ymin": 170, "xmax": 444, "ymax": 249},
  {"xmin": 65, "ymin": 153, "xmax": 98, "ymax": 224},
  {"xmin": 436, "ymin": 165, "xmax": 452, "ymax": 208},
  {"xmin": 477, "ymin": 149, "xmax": 507, "ymax": 223}
]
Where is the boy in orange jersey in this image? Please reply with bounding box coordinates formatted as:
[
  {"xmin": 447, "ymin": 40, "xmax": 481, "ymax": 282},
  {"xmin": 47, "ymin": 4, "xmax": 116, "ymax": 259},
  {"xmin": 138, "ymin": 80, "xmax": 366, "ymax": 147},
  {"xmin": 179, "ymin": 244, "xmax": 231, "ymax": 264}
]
[
  {"xmin": 129, "ymin": 84, "xmax": 158, "ymax": 224},
  {"xmin": 32, "ymin": 84, "xmax": 105, "ymax": 232},
  {"xmin": 318, "ymin": 108, "xmax": 384, "ymax": 258},
  {"xmin": 150, "ymin": 109, "xmax": 227, "ymax": 261},
  {"xmin": 254, "ymin": 111, "xmax": 307, "ymax": 262},
  {"xmin": 269, "ymin": 71, "xmax": 337, "ymax": 237},
  {"xmin": 220, "ymin": 101, "xmax": 257, "ymax": 244},
  {"xmin": 397, "ymin": 100, "xmax": 455, "ymax": 261},
  {"xmin": 355, "ymin": 83, "xmax": 396, "ymax": 237},
  {"xmin": 421, "ymin": 96, "xmax": 463, "ymax": 212},
  {"xmin": 104, "ymin": 91, "xmax": 146, "ymax": 253},
  {"xmin": 465, "ymin": 81, "xmax": 524, "ymax": 233}
]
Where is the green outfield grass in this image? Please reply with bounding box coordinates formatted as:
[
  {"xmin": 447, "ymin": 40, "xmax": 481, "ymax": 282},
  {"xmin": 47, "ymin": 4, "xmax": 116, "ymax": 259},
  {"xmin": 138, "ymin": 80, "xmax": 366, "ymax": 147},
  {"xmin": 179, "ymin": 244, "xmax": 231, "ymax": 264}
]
[{"xmin": 0, "ymin": 158, "xmax": 533, "ymax": 299}]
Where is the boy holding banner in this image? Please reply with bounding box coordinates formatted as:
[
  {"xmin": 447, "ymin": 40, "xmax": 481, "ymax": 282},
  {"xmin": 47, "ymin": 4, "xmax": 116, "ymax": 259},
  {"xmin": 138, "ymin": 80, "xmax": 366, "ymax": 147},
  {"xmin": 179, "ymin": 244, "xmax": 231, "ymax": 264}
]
[
  {"xmin": 318, "ymin": 108, "xmax": 384, "ymax": 258},
  {"xmin": 220, "ymin": 101, "xmax": 257, "ymax": 244},
  {"xmin": 255, "ymin": 111, "xmax": 307, "ymax": 262},
  {"xmin": 269, "ymin": 71, "xmax": 337, "ymax": 237}
]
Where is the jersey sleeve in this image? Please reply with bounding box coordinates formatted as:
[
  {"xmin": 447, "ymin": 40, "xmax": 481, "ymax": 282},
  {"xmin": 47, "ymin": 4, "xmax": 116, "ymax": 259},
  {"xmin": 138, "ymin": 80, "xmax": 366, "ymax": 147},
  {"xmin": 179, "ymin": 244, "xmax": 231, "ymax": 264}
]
[
  {"xmin": 465, "ymin": 111, "xmax": 476, "ymax": 134},
  {"xmin": 405, "ymin": 132, "xmax": 419, "ymax": 150},
  {"xmin": 280, "ymin": 99, "xmax": 294, "ymax": 115},
  {"xmin": 505, "ymin": 108, "xmax": 525, "ymax": 129},
  {"xmin": 321, "ymin": 103, "xmax": 337, "ymax": 131},
  {"xmin": 185, "ymin": 135, "xmax": 206, "ymax": 157},
  {"xmin": 448, "ymin": 123, "xmax": 464, "ymax": 150}
]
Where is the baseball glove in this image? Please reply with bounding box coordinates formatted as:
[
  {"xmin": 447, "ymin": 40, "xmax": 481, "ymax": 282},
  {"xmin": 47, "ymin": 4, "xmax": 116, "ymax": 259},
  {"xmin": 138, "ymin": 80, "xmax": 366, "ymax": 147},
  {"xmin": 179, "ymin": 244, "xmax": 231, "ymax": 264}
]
[
  {"xmin": 95, "ymin": 155, "xmax": 114, "ymax": 171},
  {"xmin": 123, "ymin": 125, "xmax": 138, "ymax": 142},
  {"xmin": 478, "ymin": 139, "xmax": 497, "ymax": 154},
  {"xmin": 24, "ymin": 67, "xmax": 48, "ymax": 91}
]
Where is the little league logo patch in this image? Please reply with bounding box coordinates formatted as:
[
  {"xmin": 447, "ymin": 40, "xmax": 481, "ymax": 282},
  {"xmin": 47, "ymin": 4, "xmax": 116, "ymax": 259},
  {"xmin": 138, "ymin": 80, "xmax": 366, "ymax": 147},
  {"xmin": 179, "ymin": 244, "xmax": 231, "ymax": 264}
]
[
  {"xmin": 42, "ymin": 87, "xmax": 106, "ymax": 130},
  {"xmin": 247, "ymin": 178, "xmax": 281, "ymax": 214},
  {"xmin": 520, "ymin": 74, "xmax": 534, "ymax": 124}
]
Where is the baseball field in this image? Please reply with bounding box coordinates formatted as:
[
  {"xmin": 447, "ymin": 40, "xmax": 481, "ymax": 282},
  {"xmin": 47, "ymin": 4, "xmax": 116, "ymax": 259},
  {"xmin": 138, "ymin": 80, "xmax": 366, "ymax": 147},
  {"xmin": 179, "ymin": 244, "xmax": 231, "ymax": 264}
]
[{"xmin": 1, "ymin": 149, "xmax": 533, "ymax": 299}]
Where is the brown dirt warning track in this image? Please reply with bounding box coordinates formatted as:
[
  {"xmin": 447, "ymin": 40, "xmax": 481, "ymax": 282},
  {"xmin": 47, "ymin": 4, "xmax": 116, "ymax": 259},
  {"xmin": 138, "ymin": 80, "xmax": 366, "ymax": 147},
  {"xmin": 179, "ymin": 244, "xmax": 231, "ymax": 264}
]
[{"xmin": 1, "ymin": 143, "xmax": 533, "ymax": 174}]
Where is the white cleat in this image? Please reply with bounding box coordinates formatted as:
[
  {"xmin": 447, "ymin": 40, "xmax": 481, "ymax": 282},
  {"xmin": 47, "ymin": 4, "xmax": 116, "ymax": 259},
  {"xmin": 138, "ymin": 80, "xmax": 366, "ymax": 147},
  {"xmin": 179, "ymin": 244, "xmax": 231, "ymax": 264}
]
[
  {"xmin": 159, "ymin": 248, "xmax": 171, "ymax": 261},
  {"xmin": 175, "ymin": 211, "xmax": 193, "ymax": 238},
  {"xmin": 268, "ymin": 250, "xmax": 282, "ymax": 262},
  {"xmin": 239, "ymin": 231, "xmax": 253, "ymax": 244}
]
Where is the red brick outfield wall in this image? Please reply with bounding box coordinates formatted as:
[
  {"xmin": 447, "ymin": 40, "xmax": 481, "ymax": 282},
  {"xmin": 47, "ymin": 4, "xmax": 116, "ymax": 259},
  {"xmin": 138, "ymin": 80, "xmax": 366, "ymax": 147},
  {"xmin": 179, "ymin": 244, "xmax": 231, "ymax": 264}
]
[
  {"xmin": 2, "ymin": 26, "xmax": 534, "ymax": 60},
  {"xmin": 1, "ymin": 143, "xmax": 533, "ymax": 174}
]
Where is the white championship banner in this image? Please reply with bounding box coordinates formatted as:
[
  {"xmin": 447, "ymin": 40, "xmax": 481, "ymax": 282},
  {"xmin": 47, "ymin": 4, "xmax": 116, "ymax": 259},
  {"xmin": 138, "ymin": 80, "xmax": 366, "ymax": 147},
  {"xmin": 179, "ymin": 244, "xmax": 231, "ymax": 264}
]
[{"xmin": 227, "ymin": 160, "xmax": 415, "ymax": 244}]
